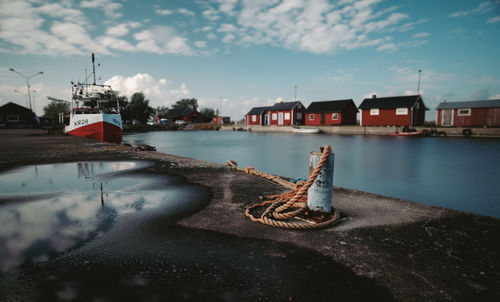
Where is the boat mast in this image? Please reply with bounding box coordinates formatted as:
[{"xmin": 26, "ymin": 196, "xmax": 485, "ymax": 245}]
[{"xmin": 92, "ymin": 53, "xmax": 96, "ymax": 85}]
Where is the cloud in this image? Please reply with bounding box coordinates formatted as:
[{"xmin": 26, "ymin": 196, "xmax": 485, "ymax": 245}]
[
  {"xmin": 195, "ymin": 41, "xmax": 207, "ymax": 48},
  {"xmin": 207, "ymin": 0, "xmax": 414, "ymax": 54},
  {"xmin": 133, "ymin": 26, "xmax": 194, "ymax": 55},
  {"xmin": 412, "ymin": 32, "xmax": 430, "ymax": 38},
  {"xmin": 155, "ymin": 9, "xmax": 173, "ymax": 16},
  {"xmin": 377, "ymin": 43, "xmax": 397, "ymax": 52},
  {"xmin": 178, "ymin": 8, "xmax": 195, "ymax": 17},
  {"xmin": 489, "ymin": 93, "xmax": 500, "ymax": 99},
  {"xmin": 106, "ymin": 24, "xmax": 129, "ymax": 36},
  {"xmin": 469, "ymin": 88, "xmax": 490, "ymax": 100},
  {"xmin": 487, "ymin": 16, "xmax": 500, "ymax": 23},
  {"xmin": 449, "ymin": 1, "xmax": 498, "ymax": 18},
  {"xmin": 104, "ymin": 73, "xmax": 190, "ymax": 107},
  {"xmin": 51, "ymin": 22, "xmax": 110, "ymax": 55},
  {"xmin": 80, "ymin": 0, "xmax": 123, "ymax": 18}
]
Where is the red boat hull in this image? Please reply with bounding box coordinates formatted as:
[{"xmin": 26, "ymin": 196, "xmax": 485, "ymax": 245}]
[{"xmin": 67, "ymin": 121, "xmax": 122, "ymax": 144}]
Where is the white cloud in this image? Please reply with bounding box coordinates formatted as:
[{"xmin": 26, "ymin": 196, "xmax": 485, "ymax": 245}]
[
  {"xmin": 489, "ymin": 93, "xmax": 500, "ymax": 99},
  {"xmin": 222, "ymin": 33, "xmax": 235, "ymax": 43},
  {"xmin": 80, "ymin": 0, "xmax": 123, "ymax": 18},
  {"xmin": 51, "ymin": 22, "xmax": 110, "ymax": 55},
  {"xmin": 155, "ymin": 9, "xmax": 173, "ymax": 16},
  {"xmin": 97, "ymin": 36, "xmax": 136, "ymax": 52},
  {"xmin": 178, "ymin": 8, "xmax": 195, "ymax": 17},
  {"xmin": 133, "ymin": 26, "xmax": 194, "ymax": 55},
  {"xmin": 37, "ymin": 3, "xmax": 87, "ymax": 26},
  {"xmin": 206, "ymin": 33, "xmax": 217, "ymax": 40},
  {"xmin": 104, "ymin": 73, "xmax": 190, "ymax": 107},
  {"xmin": 449, "ymin": 1, "xmax": 498, "ymax": 18},
  {"xmin": 412, "ymin": 32, "xmax": 430, "ymax": 38},
  {"xmin": 217, "ymin": 23, "xmax": 238, "ymax": 32},
  {"xmin": 195, "ymin": 41, "xmax": 207, "ymax": 48},
  {"xmin": 202, "ymin": 8, "xmax": 220, "ymax": 21},
  {"xmin": 377, "ymin": 43, "xmax": 397, "ymax": 52},
  {"xmin": 487, "ymin": 16, "xmax": 500, "ymax": 23},
  {"xmin": 106, "ymin": 24, "xmax": 129, "ymax": 36}
]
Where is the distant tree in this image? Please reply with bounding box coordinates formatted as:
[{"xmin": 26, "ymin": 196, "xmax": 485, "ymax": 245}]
[
  {"xmin": 43, "ymin": 101, "xmax": 69, "ymax": 118},
  {"xmin": 116, "ymin": 95, "xmax": 132, "ymax": 122},
  {"xmin": 155, "ymin": 106, "xmax": 170, "ymax": 118},
  {"xmin": 172, "ymin": 98, "xmax": 198, "ymax": 111},
  {"xmin": 127, "ymin": 92, "xmax": 154, "ymax": 124},
  {"xmin": 199, "ymin": 107, "xmax": 214, "ymax": 122}
]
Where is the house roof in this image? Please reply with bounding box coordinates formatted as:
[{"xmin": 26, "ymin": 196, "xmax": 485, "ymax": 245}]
[
  {"xmin": 246, "ymin": 101, "xmax": 304, "ymax": 115},
  {"xmin": 271, "ymin": 101, "xmax": 301, "ymax": 110},
  {"xmin": 436, "ymin": 99, "xmax": 500, "ymax": 110},
  {"xmin": 165, "ymin": 107, "xmax": 194, "ymax": 118},
  {"xmin": 247, "ymin": 106, "xmax": 273, "ymax": 115},
  {"xmin": 305, "ymin": 99, "xmax": 358, "ymax": 113},
  {"xmin": 359, "ymin": 95, "xmax": 429, "ymax": 110},
  {"xmin": 0, "ymin": 102, "xmax": 35, "ymax": 115}
]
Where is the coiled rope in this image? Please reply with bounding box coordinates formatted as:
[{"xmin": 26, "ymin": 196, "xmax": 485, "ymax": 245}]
[{"xmin": 226, "ymin": 145, "xmax": 340, "ymax": 230}]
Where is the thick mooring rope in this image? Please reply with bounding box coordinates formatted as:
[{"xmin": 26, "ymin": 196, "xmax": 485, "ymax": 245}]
[{"xmin": 226, "ymin": 145, "xmax": 340, "ymax": 230}]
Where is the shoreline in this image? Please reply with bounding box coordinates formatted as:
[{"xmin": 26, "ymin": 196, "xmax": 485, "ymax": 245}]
[
  {"xmin": 1, "ymin": 129, "xmax": 499, "ymax": 301},
  {"xmin": 221, "ymin": 124, "xmax": 500, "ymax": 137}
]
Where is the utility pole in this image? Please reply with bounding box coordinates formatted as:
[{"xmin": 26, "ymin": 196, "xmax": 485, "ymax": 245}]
[
  {"xmin": 294, "ymin": 85, "xmax": 297, "ymax": 102},
  {"xmin": 9, "ymin": 68, "xmax": 44, "ymax": 111},
  {"xmin": 417, "ymin": 69, "xmax": 422, "ymax": 95}
]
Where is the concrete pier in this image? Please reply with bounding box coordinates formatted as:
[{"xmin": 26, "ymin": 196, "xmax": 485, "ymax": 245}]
[{"xmin": 0, "ymin": 129, "xmax": 499, "ymax": 301}]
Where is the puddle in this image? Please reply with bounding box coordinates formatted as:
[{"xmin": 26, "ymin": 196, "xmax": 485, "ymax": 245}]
[{"xmin": 0, "ymin": 161, "xmax": 209, "ymax": 272}]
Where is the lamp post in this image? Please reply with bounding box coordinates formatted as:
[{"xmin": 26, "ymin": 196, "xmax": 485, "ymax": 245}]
[
  {"xmin": 31, "ymin": 90, "xmax": 38, "ymax": 113},
  {"xmin": 417, "ymin": 69, "xmax": 422, "ymax": 95},
  {"xmin": 9, "ymin": 68, "xmax": 43, "ymax": 111}
]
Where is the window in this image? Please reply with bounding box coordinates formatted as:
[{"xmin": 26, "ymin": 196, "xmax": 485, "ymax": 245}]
[
  {"xmin": 252, "ymin": 115, "xmax": 256, "ymax": 122},
  {"xmin": 7, "ymin": 115, "xmax": 20, "ymax": 122},
  {"xmin": 309, "ymin": 114, "xmax": 315, "ymax": 120},
  {"xmin": 396, "ymin": 108, "xmax": 408, "ymax": 115},
  {"xmin": 272, "ymin": 113, "xmax": 277, "ymax": 120},
  {"xmin": 297, "ymin": 104, "xmax": 301, "ymax": 109},
  {"xmin": 370, "ymin": 109, "xmax": 379, "ymax": 116},
  {"xmin": 297, "ymin": 112, "xmax": 302, "ymax": 120},
  {"xmin": 332, "ymin": 113, "xmax": 338, "ymax": 120},
  {"xmin": 284, "ymin": 112, "xmax": 290, "ymax": 120},
  {"xmin": 458, "ymin": 109, "xmax": 471, "ymax": 116}
]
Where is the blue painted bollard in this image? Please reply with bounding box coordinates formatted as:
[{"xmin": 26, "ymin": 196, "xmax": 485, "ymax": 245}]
[{"xmin": 307, "ymin": 149, "xmax": 335, "ymax": 213}]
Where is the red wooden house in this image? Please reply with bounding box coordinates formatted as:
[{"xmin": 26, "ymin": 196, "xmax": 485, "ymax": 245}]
[
  {"xmin": 436, "ymin": 99, "xmax": 500, "ymax": 127},
  {"xmin": 246, "ymin": 102, "xmax": 305, "ymax": 126},
  {"xmin": 358, "ymin": 95, "xmax": 428, "ymax": 126},
  {"xmin": 165, "ymin": 107, "xmax": 204, "ymax": 123},
  {"xmin": 305, "ymin": 99, "xmax": 358, "ymax": 126},
  {"xmin": 245, "ymin": 106, "xmax": 272, "ymax": 125}
]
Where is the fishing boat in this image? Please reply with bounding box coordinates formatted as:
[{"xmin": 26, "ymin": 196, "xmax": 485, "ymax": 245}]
[
  {"xmin": 292, "ymin": 126, "xmax": 320, "ymax": 134},
  {"xmin": 63, "ymin": 54, "xmax": 122, "ymax": 144}
]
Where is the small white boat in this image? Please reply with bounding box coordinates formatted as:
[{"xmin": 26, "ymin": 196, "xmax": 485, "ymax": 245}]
[{"xmin": 292, "ymin": 127, "xmax": 320, "ymax": 134}]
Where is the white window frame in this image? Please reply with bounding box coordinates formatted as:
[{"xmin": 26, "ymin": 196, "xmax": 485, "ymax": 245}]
[
  {"xmin": 396, "ymin": 108, "xmax": 408, "ymax": 115},
  {"xmin": 370, "ymin": 108, "xmax": 379, "ymax": 116},
  {"xmin": 457, "ymin": 108, "xmax": 471, "ymax": 116},
  {"xmin": 272, "ymin": 113, "xmax": 277, "ymax": 120},
  {"xmin": 332, "ymin": 113, "xmax": 339, "ymax": 120},
  {"xmin": 309, "ymin": 114, "xmax": 315, "ymax": 120},
  {"xmin": 284, "ymin": 112, "xmax": 290, "ymax": 120},
  {"xmin": 297, "ymin": 112, "xmax": 302, "ymax": 120},
  {"xmin": 251, "ymin": 115, "xmax": 256, "ymax": 122},
  {"xmin": 7, "ymin": 115, "xmax": 20, "ymax": 122}
]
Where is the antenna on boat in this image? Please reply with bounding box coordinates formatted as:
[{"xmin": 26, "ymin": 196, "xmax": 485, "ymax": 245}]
[
  {"xmin": 417, "ymin": 69, "xmax": 422, "ymax": 95},
  {"xmin": 92, "ymin": 53, "xmax": 96, "ymax": 85}
]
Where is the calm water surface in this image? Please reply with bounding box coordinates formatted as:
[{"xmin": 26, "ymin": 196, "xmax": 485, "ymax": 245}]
[{"xmin": 125, "ymin": 131, "xmax": 500, "ymax": 218}]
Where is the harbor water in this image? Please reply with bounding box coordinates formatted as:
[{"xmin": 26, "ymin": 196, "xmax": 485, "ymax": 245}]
[{"xmin": 125, "ymin": 131, "xmax": 500, "ymax": 218}]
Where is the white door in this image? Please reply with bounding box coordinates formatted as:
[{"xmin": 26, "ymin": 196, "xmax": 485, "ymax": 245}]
[
  {"xmin": 278, "ymin": 112, "xmax": 284, "ymax": 125},
  {"xmin": 441, "ymin": 110, "xmax": 453, "ymax": 126}
]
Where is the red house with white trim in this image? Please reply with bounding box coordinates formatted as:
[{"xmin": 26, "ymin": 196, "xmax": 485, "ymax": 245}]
[
  {"xmin": 246, "ymin": 101, "xmax": 305, "ymax": 126},
  {"xmin": 305, "ymin": 99, "xmax": 358, "ymax": 126},
  {"xmin": 358, "ymin": 95, "xmax": 428, "ymax": 126},
  {"xmin": 436, "ymin": 99, "xmax": 500, "ymax": 127}
]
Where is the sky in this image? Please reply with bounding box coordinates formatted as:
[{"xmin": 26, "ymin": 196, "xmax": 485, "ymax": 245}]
[{"xmin": 0, "ymin": 0, "xmax": 499, "ymax": 121}]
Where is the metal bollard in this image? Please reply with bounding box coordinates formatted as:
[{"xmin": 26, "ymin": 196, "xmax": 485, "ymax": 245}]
[{"xmin": 307, "ymin": 149, "xmax": 334, "ymax": 213}]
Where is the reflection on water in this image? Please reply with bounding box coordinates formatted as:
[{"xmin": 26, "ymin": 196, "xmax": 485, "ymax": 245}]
[{"xmin": 0, "ymin": 161, "xmax": 206, "ymax": 272}]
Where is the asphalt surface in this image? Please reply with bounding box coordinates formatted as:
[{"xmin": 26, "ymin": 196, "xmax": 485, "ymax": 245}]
[{"xmin": 0, "ymin": 129, "xmax": 499, "ymax": 301}]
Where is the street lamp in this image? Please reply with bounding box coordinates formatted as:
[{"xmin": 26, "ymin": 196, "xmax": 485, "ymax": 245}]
[
  {"xmin": 9, "ymin": 68, "xmax": 44, "ymax": 111},
  {"xmin": 13, "ymin": 89, "xmax": 28, "ymax": 108}
]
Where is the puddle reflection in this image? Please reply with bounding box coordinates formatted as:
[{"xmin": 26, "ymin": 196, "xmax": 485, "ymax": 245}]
[{"xmin": 0, "ymin": 161, "xmax": 206, "ymax": 272}]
